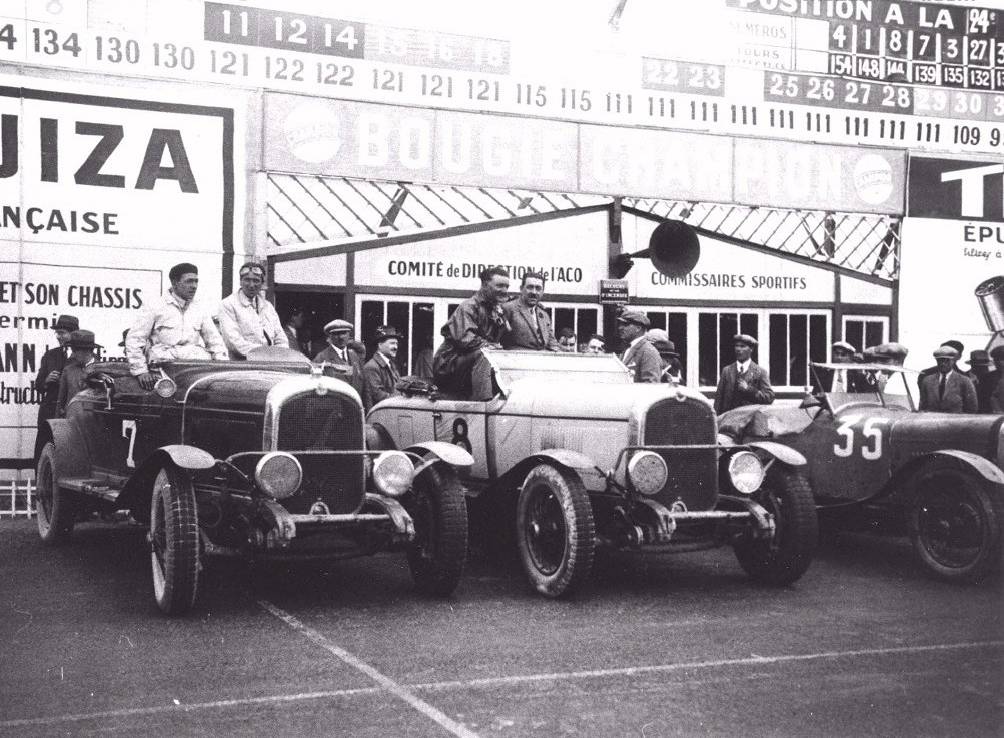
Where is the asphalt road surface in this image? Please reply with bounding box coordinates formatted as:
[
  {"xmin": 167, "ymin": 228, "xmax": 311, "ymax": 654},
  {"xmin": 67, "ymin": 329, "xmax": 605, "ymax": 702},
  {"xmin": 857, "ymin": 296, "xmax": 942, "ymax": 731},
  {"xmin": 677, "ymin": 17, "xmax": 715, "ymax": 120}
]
[{"xmin": 1, "ymin": 518, "xmax": 1000, "ymax": 737}]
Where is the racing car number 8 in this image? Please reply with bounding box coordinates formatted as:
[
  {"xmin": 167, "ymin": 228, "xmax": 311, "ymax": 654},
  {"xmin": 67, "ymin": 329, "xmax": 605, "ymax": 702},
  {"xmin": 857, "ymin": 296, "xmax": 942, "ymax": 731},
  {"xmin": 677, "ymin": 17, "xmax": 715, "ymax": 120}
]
[{"xmin": 834, "ymin": 415, "xmax": 887, "ymax": 460}]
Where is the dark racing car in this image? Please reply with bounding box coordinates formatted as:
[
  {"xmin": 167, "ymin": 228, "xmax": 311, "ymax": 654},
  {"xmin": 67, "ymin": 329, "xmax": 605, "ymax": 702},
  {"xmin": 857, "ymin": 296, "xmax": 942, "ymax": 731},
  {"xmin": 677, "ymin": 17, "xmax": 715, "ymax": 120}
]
[
  {"xmin": 34, "ymin": 348, "xmax": 472, "ymax": 614},
  {"xmin": 719, "ymin": 363, "xmax": 1003, "ymax": 583}
]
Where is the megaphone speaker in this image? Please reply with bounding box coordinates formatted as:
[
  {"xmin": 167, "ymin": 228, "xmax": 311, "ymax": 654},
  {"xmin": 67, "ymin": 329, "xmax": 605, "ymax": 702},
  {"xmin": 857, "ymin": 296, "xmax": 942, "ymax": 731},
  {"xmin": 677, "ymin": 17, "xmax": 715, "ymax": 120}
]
[{"xmin": 649, "ymin": 220, "xmax": 700, "ymax": 278}]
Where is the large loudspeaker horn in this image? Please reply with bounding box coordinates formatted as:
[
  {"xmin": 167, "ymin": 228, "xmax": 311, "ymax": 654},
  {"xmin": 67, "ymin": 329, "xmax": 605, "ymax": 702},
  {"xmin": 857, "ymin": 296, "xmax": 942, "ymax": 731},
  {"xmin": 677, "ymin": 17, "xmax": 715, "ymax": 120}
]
[{"xmin": 646, "ymin": 220, "xmax": 700, "ymax": 278}]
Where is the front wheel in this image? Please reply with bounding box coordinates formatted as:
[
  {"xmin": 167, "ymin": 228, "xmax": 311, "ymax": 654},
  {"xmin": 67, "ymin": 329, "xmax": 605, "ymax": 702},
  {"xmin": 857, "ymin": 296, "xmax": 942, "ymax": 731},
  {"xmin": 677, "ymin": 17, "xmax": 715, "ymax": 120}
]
[
  {"xmin": 149, "ymin": 465, "xmax": 200, "ymax": 615},
  {"xmin": 35, "ymin": 442, "xmax": 76, "ymax": 544},
  {"xmin": 405, "ymin": 462, "xmax": 468, "ymax": 596},
  {"xmin": 909, "ymin": 466, "xmax": 1002, "ymax": 583},
  {"xmin": 734, "ymin": 467, "xmax": 817, "ymax": 585},
  {"xmin": 516, "ymin": 464, "xmax": 595, "ymax": 598}
]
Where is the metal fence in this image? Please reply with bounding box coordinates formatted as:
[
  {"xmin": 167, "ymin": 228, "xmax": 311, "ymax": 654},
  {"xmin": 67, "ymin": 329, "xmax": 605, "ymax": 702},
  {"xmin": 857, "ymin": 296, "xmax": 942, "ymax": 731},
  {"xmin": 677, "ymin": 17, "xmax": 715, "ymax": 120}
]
[{"xmin": 0, "ymin": 479, "xmax": 35, "ymax": 518}]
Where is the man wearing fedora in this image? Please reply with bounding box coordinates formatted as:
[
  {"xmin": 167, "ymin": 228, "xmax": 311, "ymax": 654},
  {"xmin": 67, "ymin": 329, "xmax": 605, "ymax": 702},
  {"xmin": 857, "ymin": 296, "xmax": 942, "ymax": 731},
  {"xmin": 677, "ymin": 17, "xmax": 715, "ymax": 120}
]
[
  {"xmin": 919, "ymin": 345, "xmax": 978, "ymax": 413},
  {"xmin": 617, "ymin": 309, "xmax": 661, "ymax": 383},
  {"xmin": 646, "ymin": 328, "xmax": 683, "ymax": 384},
  {"xmin": 56, "ymin": 330, "xmax": 102, "ymax": 417},
  {"xmin": 313, "ymin": 318, "xmax": 364, "ymax": 395},
  {"xmin": 714, "ymin": 334, "xmax": 774, "ymax": 414},
  {"xmin": 33, "ymin": 314, "xmax": 78, "ymax": 461},
  {"xmin": 217, "ymin": 261, "xmax": 288, "ymax": 360},
  {"xmin": 362, "ymin": 325, "xmax": 402, "ymax": 410},
  {"xmin": 126, "ymin": 262, "xmax": 228, "ymax": 390},
  {"xmin": 501, "ymin": 270, "xmax": 560, "ymax": 351}
]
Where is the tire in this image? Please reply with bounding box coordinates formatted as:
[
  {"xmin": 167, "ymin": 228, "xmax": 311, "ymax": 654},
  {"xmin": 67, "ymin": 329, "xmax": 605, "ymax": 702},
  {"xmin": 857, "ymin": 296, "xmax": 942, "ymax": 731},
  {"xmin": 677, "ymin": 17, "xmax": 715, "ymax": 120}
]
[
  {"xmin": 35, "ymin": 442, "xmax": 76, "ymax": 544},
  {"xmin": 406, "ymin": 462, "xmax": 468, "ymax": 597},
  {"xmin": 516, "ymin": 464, "xmax": 595, "ymax": 598},
  {"xmin": 908, "ymin": 465, "xmax": 1002, "ymax": 583},
  {"xmin": 149, "ymin": 465, "xmax": 200, "ymax": 615},
  {"xmin": 734, "ymin": 466, "xmax": 818, "ymax": 585}
]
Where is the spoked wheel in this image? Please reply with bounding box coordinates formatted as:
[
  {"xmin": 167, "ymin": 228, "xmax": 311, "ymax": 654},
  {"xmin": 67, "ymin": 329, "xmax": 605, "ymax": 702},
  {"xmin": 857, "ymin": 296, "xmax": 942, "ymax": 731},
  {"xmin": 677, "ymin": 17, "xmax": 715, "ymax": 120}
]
[
  {"xmin": 734, "ymin": 467, "xmax": 817, "ymax": 586},
  {"xmin": 516, "ymin": 464, "xmax": 594, "ymax": 598},
  {"xmin": 35, "ymin": 442, "xmax": 76, "ymax": 544},
  {"xmin": 909, "ymin": 466, "xmax": 1001, "ymax": 583},
  {"xmin": 149, "ymin": 465, "xmax": 200, "ymax": 615},
  {"xmin": 405, "ymin": 462, "xmax": 468, "ymax": 597}
]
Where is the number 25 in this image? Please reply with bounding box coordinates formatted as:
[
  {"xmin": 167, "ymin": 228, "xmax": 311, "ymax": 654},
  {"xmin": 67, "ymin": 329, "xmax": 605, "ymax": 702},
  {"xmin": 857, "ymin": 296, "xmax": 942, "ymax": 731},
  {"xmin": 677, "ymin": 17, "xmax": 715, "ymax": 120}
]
[{"xmin": 834, "ymin": 416, "xmax": 885, "ymax": 460}]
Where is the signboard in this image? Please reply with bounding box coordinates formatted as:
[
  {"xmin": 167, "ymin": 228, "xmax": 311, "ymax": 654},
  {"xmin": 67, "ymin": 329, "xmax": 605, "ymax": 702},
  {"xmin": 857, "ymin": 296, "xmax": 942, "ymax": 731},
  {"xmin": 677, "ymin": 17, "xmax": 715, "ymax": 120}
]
[
  {"xmin": 899, "ymin": 154, "xmax": 1004, "ymax": 370},
  {"xmin": 0, "ymin": 1, "xmax": 1003, "ymax": 155},
  {"xmin": 599, "ymin": 279, "xmax": 629, "ymax": 305}
]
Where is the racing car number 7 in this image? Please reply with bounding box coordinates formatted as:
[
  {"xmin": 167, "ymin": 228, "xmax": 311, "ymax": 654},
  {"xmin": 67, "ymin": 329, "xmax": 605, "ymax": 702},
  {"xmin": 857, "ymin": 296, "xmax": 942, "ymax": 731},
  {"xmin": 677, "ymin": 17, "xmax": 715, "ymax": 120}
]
[{"xmin": 834, "ymin": 416, "xmax": 889, "ymax": 460}]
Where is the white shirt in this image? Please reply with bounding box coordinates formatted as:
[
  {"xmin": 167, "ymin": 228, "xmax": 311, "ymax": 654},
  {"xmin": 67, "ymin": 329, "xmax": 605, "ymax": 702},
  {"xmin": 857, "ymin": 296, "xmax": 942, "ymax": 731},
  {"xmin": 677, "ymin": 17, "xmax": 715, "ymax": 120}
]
[
  {"xmin": 126, "ymin": 290, "xmax": 228, "ymax": 376},
  {"xmin": 736, "ymin": 359, "xmax": 752, "ymax": 374},
  {"xmin": 217, "ymin": 289, "xmax": 288, "ymax": 359}
]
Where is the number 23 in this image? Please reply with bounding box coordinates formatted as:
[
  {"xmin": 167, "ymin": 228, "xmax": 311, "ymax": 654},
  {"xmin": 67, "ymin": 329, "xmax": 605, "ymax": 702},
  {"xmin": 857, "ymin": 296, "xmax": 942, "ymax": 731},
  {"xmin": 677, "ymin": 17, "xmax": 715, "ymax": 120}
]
[{"xmin": 834, "ymin": 415, "xmax": 886, "ymax": 460}]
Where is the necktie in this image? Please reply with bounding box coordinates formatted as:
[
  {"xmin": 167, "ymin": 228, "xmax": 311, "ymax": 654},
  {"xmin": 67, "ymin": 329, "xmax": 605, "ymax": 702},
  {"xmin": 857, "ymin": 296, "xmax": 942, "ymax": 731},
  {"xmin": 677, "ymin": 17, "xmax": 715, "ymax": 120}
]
[
  {"xmin": 939, "ymin": 374, "xmax": 946, "ymax": 400},
  {"xmin": 833, "ymin": 369, "xmax": 846, "ymax": 393}
]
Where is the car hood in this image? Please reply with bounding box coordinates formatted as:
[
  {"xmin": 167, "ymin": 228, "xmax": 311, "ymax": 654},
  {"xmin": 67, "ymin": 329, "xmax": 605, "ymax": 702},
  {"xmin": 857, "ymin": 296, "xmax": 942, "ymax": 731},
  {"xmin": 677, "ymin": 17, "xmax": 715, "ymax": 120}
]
[
  {"xmin": 888, "ymin": 412, "xmax": 1003, "ymax": 458},
  {"xmin": 507, "ymin": 377, "xmax": 712, "ymax": 420}
]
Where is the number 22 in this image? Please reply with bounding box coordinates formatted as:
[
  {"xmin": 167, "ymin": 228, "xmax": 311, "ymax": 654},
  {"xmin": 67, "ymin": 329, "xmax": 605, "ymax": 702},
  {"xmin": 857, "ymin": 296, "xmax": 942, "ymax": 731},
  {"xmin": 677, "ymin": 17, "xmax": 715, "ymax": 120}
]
[{"xmin": 834, "ymin": 416, "xmax": 886, "ymax": 460}]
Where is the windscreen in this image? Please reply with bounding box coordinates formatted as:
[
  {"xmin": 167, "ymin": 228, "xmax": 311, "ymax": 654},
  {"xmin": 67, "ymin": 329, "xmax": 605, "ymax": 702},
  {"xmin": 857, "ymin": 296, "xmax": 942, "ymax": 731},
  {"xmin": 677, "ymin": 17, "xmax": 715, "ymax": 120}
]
[{"xmin": 488, "ymin": 350, "xmax": 632, "ymax": 392}]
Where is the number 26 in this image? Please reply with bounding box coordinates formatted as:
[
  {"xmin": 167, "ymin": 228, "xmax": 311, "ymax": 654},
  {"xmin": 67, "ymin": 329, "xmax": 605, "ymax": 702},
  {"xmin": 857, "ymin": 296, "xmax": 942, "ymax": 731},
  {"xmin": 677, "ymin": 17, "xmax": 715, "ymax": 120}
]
[{"xmin": 834, "ymin": 416, "xmax": 885, "ymax": 460}]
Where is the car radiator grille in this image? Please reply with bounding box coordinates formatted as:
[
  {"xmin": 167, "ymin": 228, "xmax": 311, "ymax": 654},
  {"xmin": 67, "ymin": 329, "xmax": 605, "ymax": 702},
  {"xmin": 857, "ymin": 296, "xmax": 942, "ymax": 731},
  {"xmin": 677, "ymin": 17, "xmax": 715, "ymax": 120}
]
[
  {"xmin": 277, "ymin": 392, "xmax": 364, "ymax": 515},
  {"xmin": 643, "ymin": 398, "xmax": 718, "ymax": 511}
]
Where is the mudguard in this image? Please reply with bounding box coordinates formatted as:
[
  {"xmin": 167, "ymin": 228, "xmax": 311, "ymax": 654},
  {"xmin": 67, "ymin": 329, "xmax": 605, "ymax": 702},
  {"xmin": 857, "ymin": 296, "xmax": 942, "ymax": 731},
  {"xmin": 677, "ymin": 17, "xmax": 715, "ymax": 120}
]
[
  {"xmin": 746, "ymin": 441, "xmax": 807, "ymax": 467},
  {"xmin": 405, "ymin": 441, "xmax": 474, "ymax": 467},
  {"xmin": 897, "ymin": 449, "xmax": 1004, "ymax": 486},
  {"xmin": 498, "ymin": 448, "xmax": 606, "ymax": 492},
  {"xmin": 159, "ymin": 444, "xmax": 216, "ymax": 470},
  {"xmin": 44, "ymin": 418, "xmax": 90, "ymax": 479}
]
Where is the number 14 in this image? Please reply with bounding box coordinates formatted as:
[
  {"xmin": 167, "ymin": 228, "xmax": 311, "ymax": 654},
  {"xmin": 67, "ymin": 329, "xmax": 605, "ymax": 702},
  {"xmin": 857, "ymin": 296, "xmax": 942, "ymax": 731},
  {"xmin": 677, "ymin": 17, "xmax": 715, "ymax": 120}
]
[{"xmin": 834, "ymin": 415, "xmax": 888, "ymax": 460}]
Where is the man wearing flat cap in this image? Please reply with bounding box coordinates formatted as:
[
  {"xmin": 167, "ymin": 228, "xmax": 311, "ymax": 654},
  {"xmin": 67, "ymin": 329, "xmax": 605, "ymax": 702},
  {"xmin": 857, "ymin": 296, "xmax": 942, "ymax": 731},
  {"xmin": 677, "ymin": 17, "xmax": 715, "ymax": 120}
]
[
  {"xmin": 56, "ymin": 330, "xmax": 102, "ymax": 418},
  {"xmin": 814, "ymin": 340, "xmax": 864, "ymax": 393},
  {"xmin": 217, "ymin": 261, "xmax": 288, "ymax": 359},
  {"xmin": 314, "ymin": 318, "xmax": 364, "ymax": 395},
  {"xmin": 33, "ymin": 313, "xmax": 78, "ymax": 461},
  {"xmin": 126, "ymin": 262, "xmax": 228, "ymax": 390},
  {"xmin": 918, "ymin": 339, "xmax": 974, "ymax": 391},
  {"xmin": 363, "ymin": 326, "xmax": 403, "ymax": 410},
  {"xmin": 919, "ymin": 345, "xmax": 977, "ymax": 413},
  {"xmin": 715, "ymin": 334, "xmax": 774, "ymax": 414},
  {"xmin": 616, "ymin": 309, "xmax": 661, "ymax": 383},
  {"xmin": 646, "ymin": 328, "xmax": 683, "ymax": 384}
]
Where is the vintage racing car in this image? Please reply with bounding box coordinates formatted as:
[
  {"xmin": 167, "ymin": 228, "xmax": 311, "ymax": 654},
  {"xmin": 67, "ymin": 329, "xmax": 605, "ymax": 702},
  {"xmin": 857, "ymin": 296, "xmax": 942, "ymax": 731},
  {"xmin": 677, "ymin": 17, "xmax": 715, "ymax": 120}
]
[
  {"xmin": 34, "ymin": 348, "xmax": 472, "ymax": 614},
  {"xmin": 367, "ymin": 350, "xmax": 817, "ymax": 597},
  {"xmin": 719, "ymin": 363, "xmax": 1003, "ymax": 582}
]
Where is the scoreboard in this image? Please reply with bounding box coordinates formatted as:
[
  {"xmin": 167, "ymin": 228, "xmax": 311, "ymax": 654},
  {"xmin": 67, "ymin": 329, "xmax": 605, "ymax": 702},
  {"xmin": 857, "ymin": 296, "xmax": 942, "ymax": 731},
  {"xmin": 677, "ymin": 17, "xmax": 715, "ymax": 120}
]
[{"xmin": 1, "ymin": 0, "xmax": 1003, "ymax": 154}]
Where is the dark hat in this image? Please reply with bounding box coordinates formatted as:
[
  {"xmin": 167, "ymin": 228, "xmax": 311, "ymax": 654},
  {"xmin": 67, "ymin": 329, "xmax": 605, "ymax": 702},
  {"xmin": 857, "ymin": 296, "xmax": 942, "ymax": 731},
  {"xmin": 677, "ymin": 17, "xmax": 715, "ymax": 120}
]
[
  {"xmin": 53, "ymin": 314, "xmax": 79, "ymax": 332},
  {"xmin": 969, "ymin": 349, "xmax": 991, "ymax": 366},
  {"xmin": 374, "ymin": 325, "xmax": 402, "ymax": 343},
  {"xmin": 66, "ymin": 329, "xmax": 101, "ymax": 350},
  {"xmin": 617, "ymin": 308, "xmax": 650, "ymax": 328},
  {"xmin": 118, "ymin": 329, "xmax": 129, "ymax": 347},
  {"xmin": 933, "ymin": 345, "xmax": 959, "ymax": 360},
  {"xmin": 990, "ymin": 346, "xmax": 1004, "ymax": 361},
  {"xmin": 652, "ymin": 339, "xmax": 679, "ymax": 357},
  {"xmin": 324, "ymin": 318, "xmax": 353, "ymax": 334},
  {"xmin": 875, "ymin": 342, "xmax": 909, "ymax": 361},
  {"xmin": 168, "ymin": 262, "xmax": 198, "ymax": 282},
  {"xmin": 733, "ymin": 333, "xmax": 758, "ymax": 348},
  {"xmin": 941, "ymin": 340, "xmax": 964, "ymax": 354}
]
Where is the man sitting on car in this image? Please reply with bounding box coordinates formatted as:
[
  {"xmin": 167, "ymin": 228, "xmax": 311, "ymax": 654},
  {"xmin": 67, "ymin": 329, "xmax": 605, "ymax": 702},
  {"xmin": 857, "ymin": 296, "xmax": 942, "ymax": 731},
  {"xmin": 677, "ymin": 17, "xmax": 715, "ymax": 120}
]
[
  {"xmin": 501, "ymin": 270, "xmax": 559, "ymax": 351},
  {"xmin": 217, "ymin": 261, "xmax": 288, "ymax": 359},
  {"xmin": 126, "ymin": 262, "xmax": 229, "ymax": 390},
  {"xmin": 432, "ymin": 266, "xmax": 511, "ymax": 399}
]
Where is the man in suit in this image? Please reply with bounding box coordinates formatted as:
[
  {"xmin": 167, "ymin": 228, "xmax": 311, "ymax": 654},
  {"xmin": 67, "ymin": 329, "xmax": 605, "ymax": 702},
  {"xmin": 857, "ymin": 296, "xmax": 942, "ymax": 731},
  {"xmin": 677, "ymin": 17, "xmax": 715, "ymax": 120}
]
[
  {"xmin": 968, "ymin": 349, "xmax": 995, "ymax": 412},
  {"xmin": 283, "ymin": 307, "xmax": 308, "ymax": 356},
  {"xmin": 34, "ymin": 314, "xmax": 78, "ymax": 462},
  {"xmin": 56, "ymin": 330, "xmax": 102, "ymax": 418},
  {"xmin": 313, "ymin": 318, "xmax": 365, "ymax": 395},
  {"xmin": 617, "ymin": 309, "xmax": 661, "ymax": 383},
  {"xmin": 501, "ymin": 271, "xmax": 559, "ymax": 351},
  {"xmin": 813, "ymin": 340, "xmax": 865, "ymax": 393},
  {"xmin": 918, "ymin": 339, "xmax": 974, "ymax": 391},
  {"xmin": 362, "ymin": 326, "xmax": 402, "ymax": 410},
  {"xmin": 714, "ymin": 334, "xmax": 775, "ymax": 414},
  {"xmin": 919, "ymin": 345, "xmax": 978, "ymax": 413}
]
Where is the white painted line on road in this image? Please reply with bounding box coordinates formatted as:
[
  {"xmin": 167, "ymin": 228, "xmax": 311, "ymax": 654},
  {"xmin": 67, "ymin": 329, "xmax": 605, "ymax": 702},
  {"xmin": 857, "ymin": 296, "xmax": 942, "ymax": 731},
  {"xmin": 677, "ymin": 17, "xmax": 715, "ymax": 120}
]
[
  {"xmin": 412, "ymin": 639, "xmax": 1004, "ymax": 692},
  {"xmin": 2, "ymin": 638, "xmax": 999, "ymax": 730},
  {"xmin": 258, "ymin": 599, "xmax": 480, "ymax": 738}
]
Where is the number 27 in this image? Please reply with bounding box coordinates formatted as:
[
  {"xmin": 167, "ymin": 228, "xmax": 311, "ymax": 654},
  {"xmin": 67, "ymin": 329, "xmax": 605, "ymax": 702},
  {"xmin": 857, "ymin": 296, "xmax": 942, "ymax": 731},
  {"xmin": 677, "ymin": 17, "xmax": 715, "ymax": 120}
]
[{"xmin": 834, "ymin": 415, "xmax": 887, "ymax": 460}]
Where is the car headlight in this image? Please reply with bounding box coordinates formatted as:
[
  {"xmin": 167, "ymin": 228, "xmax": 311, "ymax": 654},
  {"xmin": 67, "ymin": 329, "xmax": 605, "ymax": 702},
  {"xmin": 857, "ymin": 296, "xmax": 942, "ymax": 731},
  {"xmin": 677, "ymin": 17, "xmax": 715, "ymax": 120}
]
[
  {"xmin": 372, "ymin": 451, "xmax": 413, "ymax": 497},
  {"xmin": 255, "ymin": 452, "xmax": 303, "ymax": 500},
  {"xmin": 628, "ymin": 451, "xmax": 668, "ymax": 496},
  {"xmin": 727, "ymin": 451, "xmax": 764, "ymax": 495}
]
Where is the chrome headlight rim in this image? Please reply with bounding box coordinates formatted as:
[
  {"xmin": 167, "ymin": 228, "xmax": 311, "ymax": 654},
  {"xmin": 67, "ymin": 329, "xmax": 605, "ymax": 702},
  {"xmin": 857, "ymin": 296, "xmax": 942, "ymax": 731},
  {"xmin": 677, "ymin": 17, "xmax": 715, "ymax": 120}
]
[
  {"xmin": 627, "ymin": 450, "xmax": 669, "ymax": 496},
  {"xmin": 372, "ymin": 450, "xmax": 414, "ymax": 498},
  {"xmin": 255, "ymin": 451, "xmax": 303, "ymax": 500},
  {"xmin": 727, "ymin": 450, "xmax": 765, "ymax": 495}
]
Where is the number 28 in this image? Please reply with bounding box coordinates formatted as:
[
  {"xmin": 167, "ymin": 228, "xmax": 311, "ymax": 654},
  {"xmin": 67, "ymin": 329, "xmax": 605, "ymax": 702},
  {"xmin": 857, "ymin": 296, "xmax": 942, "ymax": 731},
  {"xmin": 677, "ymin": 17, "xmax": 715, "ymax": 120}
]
[{"xmin": 834, "ymin": 415, "xmax": 887, "ymax": 460}]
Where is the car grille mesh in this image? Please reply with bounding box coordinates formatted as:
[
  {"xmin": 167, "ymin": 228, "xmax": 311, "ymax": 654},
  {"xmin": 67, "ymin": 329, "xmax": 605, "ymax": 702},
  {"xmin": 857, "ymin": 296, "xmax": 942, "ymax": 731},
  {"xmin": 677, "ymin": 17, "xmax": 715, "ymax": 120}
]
[
  {"xmin": 643, "ymin": 398, "xmax": 718, "ymax": 510},
  {"xmin": 277, "ymin": 392, "xmax": 364, "ymax": 515}
]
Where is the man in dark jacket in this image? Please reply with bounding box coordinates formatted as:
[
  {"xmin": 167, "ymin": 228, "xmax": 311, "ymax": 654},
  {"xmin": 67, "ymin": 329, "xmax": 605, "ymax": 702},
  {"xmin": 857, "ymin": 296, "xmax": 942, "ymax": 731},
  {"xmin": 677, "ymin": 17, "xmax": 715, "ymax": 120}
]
[
  {"xmin": 714, "ymin": 334, "xmax": 774, "ymax": 414},
  {"xmin": 362, "ymin": 326, "xmax": 402, "ymax": 410},
  {"xmin": 617, "ymin": 309, "xmax": 661, "ymax": 383},
  {"xmin": 313, "ymin": 318, "xmax": 364, "ymax": 395},
  {"xmin": 968, "ymin": 349, "xmax": 995, "ymax": 412},
  {"xmin": 919, "ymin": 345, "xmax": 978, "ymax": 413},
  {"xmin": 433, "ymin": 267, "xmax": 511, "ymax": 398},
  {"xmin": 33, "ymin": 314, "xmax": 78, "ymax": 462},
  {"xmin": 501, "ymin": 271, "xmax": 559, "ymax": 351},
  {"xmin": 56, "ymin": 330, "xmax": 101, "ymax": 417}
]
